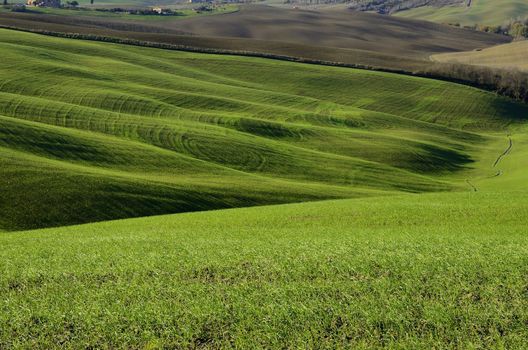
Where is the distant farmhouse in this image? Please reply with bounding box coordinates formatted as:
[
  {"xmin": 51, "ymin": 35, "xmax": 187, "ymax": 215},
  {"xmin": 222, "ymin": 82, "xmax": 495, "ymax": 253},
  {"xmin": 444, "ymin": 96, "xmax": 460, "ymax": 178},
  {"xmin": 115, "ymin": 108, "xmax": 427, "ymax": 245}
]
[
  {"xmin": 26, "ymin": 0, "xmax": 60, "ymax": 7},
  {"xmin": 152, "ymin": 7, "xmax": 173, "ymax": 15}
]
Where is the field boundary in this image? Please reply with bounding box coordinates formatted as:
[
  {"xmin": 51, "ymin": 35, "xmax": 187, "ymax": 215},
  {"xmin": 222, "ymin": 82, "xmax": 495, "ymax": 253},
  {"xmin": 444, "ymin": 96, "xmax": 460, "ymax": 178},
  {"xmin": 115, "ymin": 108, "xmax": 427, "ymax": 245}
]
[{"xmin": 1, "ymin": 24, "xmax": 526, "ymax": 103}]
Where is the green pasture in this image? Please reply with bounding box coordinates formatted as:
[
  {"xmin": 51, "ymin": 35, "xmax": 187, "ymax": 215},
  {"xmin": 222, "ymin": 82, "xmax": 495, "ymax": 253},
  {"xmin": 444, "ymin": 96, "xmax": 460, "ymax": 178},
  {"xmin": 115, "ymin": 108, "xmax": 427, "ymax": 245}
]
[
  {"xmin": 1, "ymin": 190, "xmax": 527, "ymax": 348},
  {"xmin": 1, "ymin": 28, "xmax": 528, "ymax": 348},
  {"xmin": 396, "ymin": 0, "xmax": 528, "ymax": 26},
  {"xmin": 1, "ymin": 28, "xmax": 527, "ymax": 231}
]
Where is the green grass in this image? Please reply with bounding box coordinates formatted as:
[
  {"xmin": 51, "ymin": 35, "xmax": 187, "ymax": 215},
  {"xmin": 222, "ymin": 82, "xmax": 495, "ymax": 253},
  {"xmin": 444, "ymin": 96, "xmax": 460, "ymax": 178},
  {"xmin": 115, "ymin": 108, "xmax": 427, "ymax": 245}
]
[
  {"xmin": 0, "ymin": 28, "xmax": 527, "ymax": 231},
  {"xmin": 1, "ymin": 190, "xmax": 528, "ymax": 348},
  {"xmin": 2, "ymin": 28, "xmax": 528, "ymax": 348},
  {"xmin": 395, "ymin": 0, "xmax": 528, "ymax": 27}
]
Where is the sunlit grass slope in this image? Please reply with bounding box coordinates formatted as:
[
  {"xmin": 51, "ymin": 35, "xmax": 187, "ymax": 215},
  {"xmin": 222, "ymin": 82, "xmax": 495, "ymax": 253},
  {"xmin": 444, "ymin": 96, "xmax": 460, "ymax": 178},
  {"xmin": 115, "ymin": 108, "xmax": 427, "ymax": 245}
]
[
  {"xmin": 1, "ymin": 28, "xmax": 527, "ymax": 230},
  {"xmin": 2, "ymin": 190, "xmax": 528, "ymax": 348},
  {"xmin": 396, "ymin": 0, "xmax": 528, "ymax": 27},
  {"xmin": 432, "ymin": 40, "xmax": 528, "ymax": 72},
  {"xmin": 466, "ymin": 130, "xmax": 528, "ymax": 192}
]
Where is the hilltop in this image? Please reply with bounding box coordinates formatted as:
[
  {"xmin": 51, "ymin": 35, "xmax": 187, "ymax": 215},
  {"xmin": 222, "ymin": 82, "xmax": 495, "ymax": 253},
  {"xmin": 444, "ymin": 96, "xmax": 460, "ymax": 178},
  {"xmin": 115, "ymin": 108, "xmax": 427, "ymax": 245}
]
[
  {"xmin": 0, "ymin": 5, "xmax": 509, "ymax": 72},
  {"xmin": 345, "ymin": 0, "xmax": 527, "ymax": 28},
  {"xmin": 348, "ymin": 0, "xmax": 468, "ymax": 15},
  {"xmin": 395, "ymin": 0, "xmax": 528, "ymax": 27},
  {"xmin": 164, "ymin": 5, "xmax": 505, "ymax": 59}
]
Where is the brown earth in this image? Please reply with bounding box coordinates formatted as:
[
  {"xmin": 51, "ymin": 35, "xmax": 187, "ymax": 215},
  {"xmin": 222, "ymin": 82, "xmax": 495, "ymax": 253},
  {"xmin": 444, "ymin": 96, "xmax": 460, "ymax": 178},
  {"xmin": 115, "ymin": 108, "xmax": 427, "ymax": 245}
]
[{"xmin": 0, "ymin": 5, "xmax": 510, "ymax": 72}]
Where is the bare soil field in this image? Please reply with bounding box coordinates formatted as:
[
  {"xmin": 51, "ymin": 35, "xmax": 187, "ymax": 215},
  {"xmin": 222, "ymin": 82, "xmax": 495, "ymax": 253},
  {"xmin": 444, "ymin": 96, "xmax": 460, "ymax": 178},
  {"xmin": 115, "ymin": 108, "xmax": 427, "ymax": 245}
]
[{"xmin": 0, "ymin": 5, "xmax": 510, "ymax": 72}]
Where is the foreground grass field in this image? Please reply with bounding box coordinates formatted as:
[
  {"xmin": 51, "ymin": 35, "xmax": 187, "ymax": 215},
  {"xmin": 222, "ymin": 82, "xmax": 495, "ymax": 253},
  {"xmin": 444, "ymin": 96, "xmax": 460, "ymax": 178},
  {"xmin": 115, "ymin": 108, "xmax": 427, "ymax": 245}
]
[
  {"xmin": 395, "ymin": 0, "xmax": 528, "ymax": 27},
  {"xmin": 1, "ymin": 189, "xmax": 528, "ymax": 348},
  {"xmin": 1, "ymin": 28, "xmax": 527, "ymax": 230},
  {"xmin": 432, "ymin": 40, "xmax": 528, "ymax": 72}
]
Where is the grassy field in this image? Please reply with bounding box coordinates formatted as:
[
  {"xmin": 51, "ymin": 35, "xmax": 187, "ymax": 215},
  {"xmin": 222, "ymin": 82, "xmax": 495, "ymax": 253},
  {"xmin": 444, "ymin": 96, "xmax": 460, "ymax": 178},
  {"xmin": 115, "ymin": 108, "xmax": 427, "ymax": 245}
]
[
  {"xmin": 1, "ymin": 28, "xmax": 528, "ymax": 347},
  {"xmin": 395, "ymin": 0, "xmax": 528, "ymax": 27},
  {"xmin": 432, "ymin": 40, "xmax": 528, "ymax": 72},
  {"xmin": 2, "ymin": 28, "xmax": 527, "ymax": 231},
  {"xmin": 2, "ymin": 188, "xmax": 528, "ymax": 348}
]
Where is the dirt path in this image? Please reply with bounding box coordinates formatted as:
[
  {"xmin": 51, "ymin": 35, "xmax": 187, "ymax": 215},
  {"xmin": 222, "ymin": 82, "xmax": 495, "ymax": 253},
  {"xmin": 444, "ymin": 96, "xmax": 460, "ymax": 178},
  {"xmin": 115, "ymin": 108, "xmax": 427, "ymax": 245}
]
[
  {"xmin": 466, "ymin": 135, "xmax": 512, "ymax": 192},
  {"xmin": 493, "ymin": 135, "xmax": 513, "ymax": 168}
]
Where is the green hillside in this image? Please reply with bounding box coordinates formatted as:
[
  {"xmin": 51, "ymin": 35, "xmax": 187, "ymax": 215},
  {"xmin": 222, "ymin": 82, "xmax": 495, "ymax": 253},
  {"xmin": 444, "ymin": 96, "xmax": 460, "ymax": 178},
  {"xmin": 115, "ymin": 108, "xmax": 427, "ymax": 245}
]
[
  {"xmin": 1, "ymin": 28, "xmax": 527, "ymax": 231},
  {"xmin": 395, "ymin": 0, "xmax": 528, "ymax": 27},
  {"xmin": 2, "ymin": 26, "xmax": 528, "ymax": 348},
  {"xmin": 2, "ymin": 189, "xmax": 528, "ymax": 348}
]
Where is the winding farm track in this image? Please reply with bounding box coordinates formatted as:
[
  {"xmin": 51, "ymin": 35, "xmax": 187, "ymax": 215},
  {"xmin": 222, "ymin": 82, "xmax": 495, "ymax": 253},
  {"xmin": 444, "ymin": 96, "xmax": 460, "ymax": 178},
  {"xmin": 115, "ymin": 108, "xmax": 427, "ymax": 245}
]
[
  {"xmin": 466, "ymin": 135, "xmax": 513, "ymax": 191},
  {"xmin": 493, "ymin": 135, "xmax": 513, "ymax": 168}
]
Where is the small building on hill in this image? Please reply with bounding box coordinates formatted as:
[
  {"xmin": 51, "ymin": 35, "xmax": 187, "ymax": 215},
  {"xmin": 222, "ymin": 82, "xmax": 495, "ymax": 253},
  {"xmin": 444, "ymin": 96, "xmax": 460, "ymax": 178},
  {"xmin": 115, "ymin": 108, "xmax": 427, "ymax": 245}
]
[
  {"xmin": 26, "ymin": 0, "xmax": 60, "ymax": 7},
  {"xmin": 151, "ymin": 7, "xmax": 172, "ymax": 15}
]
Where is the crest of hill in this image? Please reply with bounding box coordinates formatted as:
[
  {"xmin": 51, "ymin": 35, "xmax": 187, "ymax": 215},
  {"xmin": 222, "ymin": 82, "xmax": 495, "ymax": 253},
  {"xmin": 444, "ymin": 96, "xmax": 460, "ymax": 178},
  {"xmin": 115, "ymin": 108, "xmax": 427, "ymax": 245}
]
[
  {"xmin": 395, "ymin": 0, "xmax": 528, "ymax": 27},
  {"xmin": 348, "ymin": 0, "xmax": 467, "ymax": 15},
  {"xmin": 166, "ymin": 5, "xmax": 507, "ymax": 59},
  {"xmin": 0, "ymin": 4, "xmax": 509, "ymax": 73}
]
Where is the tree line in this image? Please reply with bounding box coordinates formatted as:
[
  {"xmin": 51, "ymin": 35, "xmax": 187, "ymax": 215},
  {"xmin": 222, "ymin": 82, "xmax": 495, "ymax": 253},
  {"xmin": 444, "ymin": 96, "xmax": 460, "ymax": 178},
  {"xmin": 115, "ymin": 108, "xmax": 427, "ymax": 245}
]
[
  {"xmin": 422, "ymin": 63, "xmax": 528, "ymax": 102},
  {"xmin": 460, "ymin": 17, "xmax": 528, "ymax": 39}
]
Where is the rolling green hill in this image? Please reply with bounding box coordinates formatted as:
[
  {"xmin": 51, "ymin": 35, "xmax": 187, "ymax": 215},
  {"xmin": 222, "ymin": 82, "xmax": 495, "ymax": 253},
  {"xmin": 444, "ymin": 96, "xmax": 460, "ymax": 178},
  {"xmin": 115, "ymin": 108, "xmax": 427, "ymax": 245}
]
[
  {"xmin": 432, "ymin": 40, "xmax": 528, "ymax": 71},
  {"xmin": 2, "ymin": 188, "xmax": 528, "ymax": 348},
  {"xmin": 2, "ymin": 23, "xmax": 528, "ymax": 348},
  {"xmin": 0, "ymin": 28, "xmax": 527, "ymax": 231},
  {"xmin": 395, "ymin": 0, "xmax": 528, "ymax": 27}
]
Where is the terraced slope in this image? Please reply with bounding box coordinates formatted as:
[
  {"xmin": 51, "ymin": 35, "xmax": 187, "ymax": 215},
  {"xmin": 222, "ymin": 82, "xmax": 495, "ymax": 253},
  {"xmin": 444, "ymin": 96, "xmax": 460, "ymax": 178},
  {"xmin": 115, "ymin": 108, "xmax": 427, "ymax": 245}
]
[
  {"xmin": 1, "ymin": 28, "xmax": 527, "ymax": 231},
  {"xmin": 432, "ymin": 40, "xmax": 528, "ymax": 71},
  {"xmin": 396, "ymin": 0, "xmax": 528, "ymax": 26}
]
